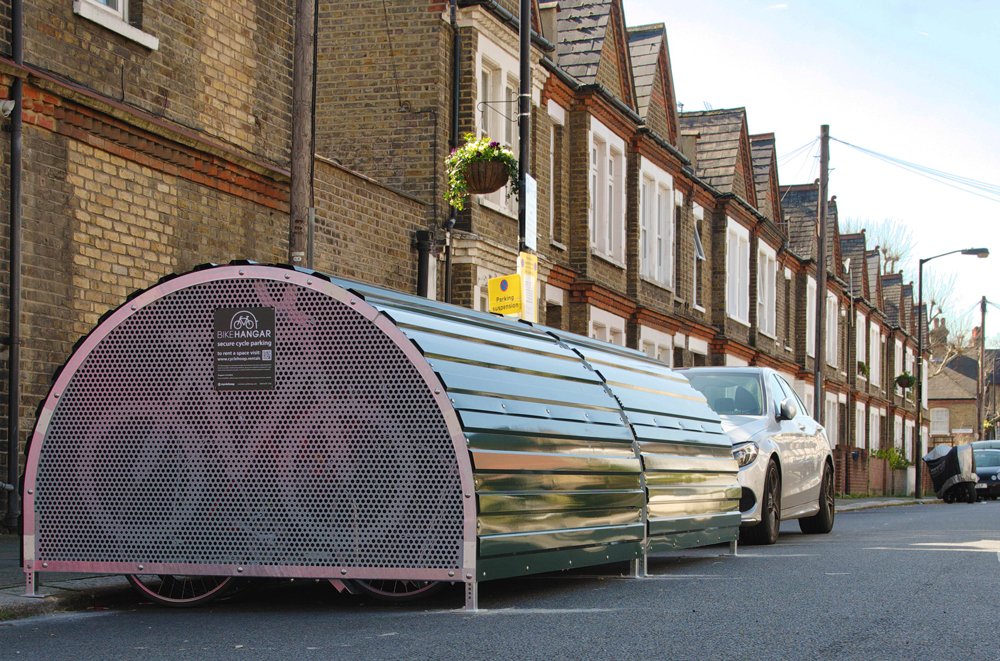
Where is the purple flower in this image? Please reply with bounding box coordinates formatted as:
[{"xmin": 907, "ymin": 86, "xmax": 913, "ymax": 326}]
[{"xmin": 489, "ymin": 141, "xmax": 500, "ymax": 149}]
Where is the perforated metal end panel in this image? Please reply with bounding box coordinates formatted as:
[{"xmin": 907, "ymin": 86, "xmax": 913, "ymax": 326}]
[{"xmin": 29, "ymin": 270, "xmax": 466, "ymax": 574}]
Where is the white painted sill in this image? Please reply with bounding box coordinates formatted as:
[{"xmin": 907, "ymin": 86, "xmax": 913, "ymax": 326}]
[{"xmin": 74, "ymin": 1, "xmax": 159, "ymax": 51}]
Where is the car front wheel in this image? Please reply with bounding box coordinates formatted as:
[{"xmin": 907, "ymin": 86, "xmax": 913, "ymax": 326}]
[
  {"xmin": 799, "ymin": 463, "xmax": 835, "ymax": 534},
  {"xmin": 742, "ymin": 460, "xmax": 781, "ymax": 545}
]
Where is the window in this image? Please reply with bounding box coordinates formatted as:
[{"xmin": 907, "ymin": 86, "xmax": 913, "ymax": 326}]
[
  {"xmin": 826, "ymin": 293, "xmax": 838, "ymax": 367},
  {"xmin": 894, "ymin": 339, "xmax": 904, "ymax": 394},
  {"xmin": 806, "ymin": 277, "xmax": 817, "ymax": 357},
  {"xmin": 674, "ymin": 191, "xmax": 684, "ymax": 292},
  {"xmin": 930, "ymin": 408, "xmax": 950, "ymax": 435},
  {"xmin": 726, "ymin": 219, "xmax": 750, "ymax": 324},
  {"xmin": 825, "ymin": 396, "xmax": 838, "ymax": 444},
  {"xmin": 639, "ymin": 159, "xmax": 674, "ymax": 287},
  {"xmin": 757, "ymin": 244, "xmax": 777, "ymax": 337},
  {"xmin": 477, "ymin": 40, "xmax": 520, "ymax": 213},
  {"xmin": 74, "ymin": 0, "xmax": 159, "ymax": 49},
  {"xmin": 693, "ymin": 205, "xmax": 705, "ymax": 309},
  {"xmin": 784, "ymin": 269, "xmax": 793, "ymax": 347},
  {"xmin": 904, "ymin": 421, "xmax": 915, "ymax": 460},
  {"xmin": 869, "ymin": 323, "xmax": 881, "ymax": 386},
  {"xmin": 589, "ymin": 119, "xmax": 625, "ymax": 264},
  {"xmin": 589, "ymin": 306, "xmax": 626, "ymax": 347},
  {"xmin": 639, "ymin": 326, "xmax": 673, "ymax": 365},
  {"xmin": 894, "ymin": 416, "xmax": 903, "ymax": 451},
  {"xmin": 869, "ymin": 408, "xmax": 881, "ymax": 451},
  {"xmin": 548, "ymin": 102, "xmax": 566, "ymax": 247},
  {"xmin": 855, "ymin": 403, "xmax": 866, "ymax": 449},
  {"xmin": 856, "ymin": 311, "xmax": 867, "ymax": 378}
]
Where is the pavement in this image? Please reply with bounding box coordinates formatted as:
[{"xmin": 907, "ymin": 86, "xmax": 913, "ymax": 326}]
[{"xmin": 0, "ymin": 496, "xmax": 939, "ymax": 621}]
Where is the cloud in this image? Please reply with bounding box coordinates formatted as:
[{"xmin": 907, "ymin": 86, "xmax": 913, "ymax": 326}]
[{"xmin": 767, "ymin": 3, "xmax": 789, "ymax": 9}]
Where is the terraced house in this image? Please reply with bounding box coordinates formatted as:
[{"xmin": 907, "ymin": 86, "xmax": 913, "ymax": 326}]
[{"xmin": 0, "ymin": 0, "xmax": 928, "ymax": 527}]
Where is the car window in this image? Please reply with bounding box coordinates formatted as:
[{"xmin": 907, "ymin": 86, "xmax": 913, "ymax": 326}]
[
  {"xmin": 684, "ymin": 372, "xmax": 764, "ymax": 416},
  {"xmin": 767, "ymin": 374, "xmax": 785, "ymax": 417},
  {"xmin": 774, "ymin": 375, "xmax": 808, "ymax": 419},
  {"xmin": 975, "ymin": 450, "xmax": 1000, "ymax": 468}
]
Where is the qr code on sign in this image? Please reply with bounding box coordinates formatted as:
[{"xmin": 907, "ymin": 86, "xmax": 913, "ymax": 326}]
[{"xmin": 261, "ymin": 349, "xmax": 273, "ymax": 361}]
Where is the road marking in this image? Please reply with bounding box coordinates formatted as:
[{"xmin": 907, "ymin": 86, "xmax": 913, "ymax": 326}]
[
  {"xmin": 733, "ymin": 553, "xmax": 818, "ymax": 558},
  {"xmin": 825, "ymin": 572, "xmax": 851, "ymax": 576}
]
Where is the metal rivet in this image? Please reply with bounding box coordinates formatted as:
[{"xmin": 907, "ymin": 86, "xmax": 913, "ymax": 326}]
[
  {"xmin": 306, "ymin": 280, "xmax": 313, "ymax": 286},
  {"xmin": 237, "ymin": 567, "xmax": 244, "ymax": 573},
  {"xmin": 42, "ymin": 562, "xmax": 48, "ymax": 568},
  {"xmin": 350, "ymin": 299, "xmax": 356, "ymax": 305},
  {"xmin": 464, "ymin": 493, "xmax": 471, "ymax": 498},
  {"xmin": 239, "ymin": 269, "xmax": 245, "ymax": 276},
  {"xmin": 525, "ymin": 566, "xmax": 530, "ymax": 571},
  {"xmin": 500, "ymin": 403, "xmax": 506, "ymax": 409},
  {"xmin": 138, "ymin": 565, "xmax": 144, "ymax": 571},
  {"xmin": 341, "ymin": 569, "xmax": 348, "ymax": 575},
  {"xmin": 466, "ymin": 574, "xmax": 473, "ymax": 580},
  {"xmin": 130, "ymin": 304, "xmax": 136, "ymax": 311},
  {"xmin": 545, "ymin": 408, "xmax": 551, "ymax": 414},
  {"xmin": 448, "ymin": 571, "xmax": 455, "ymax": 577},
  {"xmin": 53, "ymin": 393, "xmax": 59, "ymax": 399}
]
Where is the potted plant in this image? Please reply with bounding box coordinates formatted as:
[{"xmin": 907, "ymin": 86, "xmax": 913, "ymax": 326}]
[
  {"xmin": 445, "ymin": 133, "xmax": 520, "ymax": 211},
  {"xmin": 895, "ymin": 371, "xmax": 916, "ymax": 390},
  {"xmin": 857, "ymin": 361, "xmax": 869, "ymax": 378}
]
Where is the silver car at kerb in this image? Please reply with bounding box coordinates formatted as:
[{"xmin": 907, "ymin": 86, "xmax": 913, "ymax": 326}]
[{"xmin": 679, "ymin": 367, "xmax": 835, "ymax": 545}]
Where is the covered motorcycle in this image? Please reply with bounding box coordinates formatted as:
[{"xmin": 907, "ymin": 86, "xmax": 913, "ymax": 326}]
[{"xmin": 922, "ymin": 444, "xmax": 979, "ymax": 503}]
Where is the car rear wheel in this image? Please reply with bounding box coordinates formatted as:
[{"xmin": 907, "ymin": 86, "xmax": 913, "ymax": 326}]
[
  {"xmin": 344, "ymin": 579, "xmax": 444, "ymax": 602},
  {"xmin": 799, "ymin": 463, "xmax": 835, "ymax": 534},
  {"xmin": 742, "ymin": 460, "xmax": 780, "ymax": 545}
]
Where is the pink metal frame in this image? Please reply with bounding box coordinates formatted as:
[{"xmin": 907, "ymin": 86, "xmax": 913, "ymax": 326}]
[{"xmin": 22, "ymin": 265, "xmax": 480, "ymax": 607}]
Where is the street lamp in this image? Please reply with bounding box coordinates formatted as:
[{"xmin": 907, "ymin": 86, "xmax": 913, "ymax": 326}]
[{"xmin": 915, "ymin": 247, "xmax": 990, "ymax": 497}]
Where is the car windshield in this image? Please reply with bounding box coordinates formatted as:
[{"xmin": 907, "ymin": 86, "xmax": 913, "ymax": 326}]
[
  {"xmin": 683, "ymin": 372, "xmax": 764, "ymax": 416},
  {"xmin": 974, "ymin": 450, "xmax": 1000, "ymax": 468}
]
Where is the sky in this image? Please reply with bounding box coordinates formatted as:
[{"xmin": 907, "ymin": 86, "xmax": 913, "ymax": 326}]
[{"xmin": 621, "ymin": 0, "xmax": 1000, "ymax": 346}]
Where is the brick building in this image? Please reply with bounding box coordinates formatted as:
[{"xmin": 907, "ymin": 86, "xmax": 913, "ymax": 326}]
[{"xmin": 0, "ymin": 0, "xmax": 932, "ymax": 525}]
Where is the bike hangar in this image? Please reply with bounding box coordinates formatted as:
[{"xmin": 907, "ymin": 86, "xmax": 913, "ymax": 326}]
[{"xmin": 22, "ymin": 262, "xmax": 741, "ymax": 610}]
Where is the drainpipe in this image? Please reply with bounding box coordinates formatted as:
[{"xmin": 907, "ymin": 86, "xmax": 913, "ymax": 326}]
[
  {"xmin": 4, "ymin": 0, "xmax": 24, "ymax": 530},
  {"xmin": 415, "ymin": 231, "xmax": 433, "ymax": 298},
  {"xmin": 444, "ymin": 0, "xmax": 460, "ymax": 303}
]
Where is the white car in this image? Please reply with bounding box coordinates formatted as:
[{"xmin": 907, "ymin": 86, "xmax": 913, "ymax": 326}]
[{"xmin": 679, "ymin": 367, "xmax": 835, "ymax": 544}]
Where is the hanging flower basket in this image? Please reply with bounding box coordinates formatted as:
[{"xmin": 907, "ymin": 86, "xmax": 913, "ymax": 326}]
[
  {"xmin": 445, "ymin": 133, "xmax": 520, "ymax": 211},
  {"xmin": 465, "ymin": 159, "xmax": 510, "ymax": 194},
  {"xmin": 895, "ymin": 372, "xmax": 915, "ymax": 390}
]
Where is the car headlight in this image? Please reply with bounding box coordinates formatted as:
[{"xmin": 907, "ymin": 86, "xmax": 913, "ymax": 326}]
[{"xmin": 732, "ymin": 441, "xmax": 759, "ymax": 468}]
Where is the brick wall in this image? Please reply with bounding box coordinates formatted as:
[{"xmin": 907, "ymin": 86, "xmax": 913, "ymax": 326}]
[{"xmin": 25, "ymin": 0, "xmax": 294, "ymax": 164}]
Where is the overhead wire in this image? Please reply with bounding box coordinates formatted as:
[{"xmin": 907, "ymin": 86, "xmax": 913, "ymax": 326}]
[{"xmin": 830, "ymin": 136, "xmax": 1000, "ymax": 204}]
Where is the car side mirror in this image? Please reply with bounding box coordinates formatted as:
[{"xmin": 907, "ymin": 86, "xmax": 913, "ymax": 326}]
[{"xmin": 778, "ymin": 398, "xmax": 798, "ymax": 421}]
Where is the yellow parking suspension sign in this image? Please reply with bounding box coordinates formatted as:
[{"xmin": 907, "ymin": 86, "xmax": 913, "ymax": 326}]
[{"xmin": 487, "ymin": 274, "xmax": 523, "ymax": 316}]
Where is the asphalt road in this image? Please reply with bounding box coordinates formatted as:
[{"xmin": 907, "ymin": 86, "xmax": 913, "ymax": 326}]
[{"xmin": 2, "ymin": 501, "xmax": 999, "ymax": 660}]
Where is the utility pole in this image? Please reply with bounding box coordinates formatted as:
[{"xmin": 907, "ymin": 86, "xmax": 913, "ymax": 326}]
[
  {"xmin": 979, "ymin": 295, "xmax": 987, "ymax": 440},
  {"xmin": 813, "ymin": 125, "xmax": 829, "ymax": 422},
  {"xmin": 290, "ymin": 0, "xmax": 316, "ymax": 268},
  {"xmin": 517, "ymin": 0, "xmax": 531, "ymax": 252}
]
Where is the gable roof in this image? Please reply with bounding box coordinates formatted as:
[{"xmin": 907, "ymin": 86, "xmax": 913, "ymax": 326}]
[
  {"xmin": 627, "ymin": 23, "xmax": 679, "ymax": 144},
  {"xmin": 556, "ymin": 0, "xmax": 636, "ymax": 109},
  {"xmin": 750, "ymin": 133, "xmax": 782, "ymax": 223},
  {"xmin": 679, "ymin": 108, "xmax": 756, "ymax": 204},
  {"xmin": 929, "ymin": 364, "xmax": 977, "ymax": 401},
  {"xmin": 840, "ymin": 232, "xmax": 868, "ymax": 299},
  {"xmin": 881, "ymin": 272, "xmax": 903, "ymax": 327}
]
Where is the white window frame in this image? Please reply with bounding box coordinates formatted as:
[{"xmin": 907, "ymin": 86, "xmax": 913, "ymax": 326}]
[
  {"xmin": 894, "ymin": 415, "xmax": 903, "ymax": 451},
  {"xmin": 639, "ymin": 326, "xmax": 673, "ymax": 365},
  {"xmin": 476, "ymin": 36, "xmax": 520, "ymax": 215},
  {"xmin": 825, "ymin": 395, "xmax": 839, "ymax": 447},
  {"xmin": 589, "ymin": 118, "xmax": 626, "ymax": 265},
  {"xmin": 639, "ymin": 158, "xmax": 674, "ymax": 288},
  {"xmin": 855, "ymin": 402, "xmax": 866, "ymax": 449},
  {"xmin": 547, "ymin": 101, "xmax": 566, "ymax": 248},
  {"xmin": 894, "ymin": 339, "xmax": 904, "ymax": 394},
  {"xmin": 725, "ymin": 218, "xmax": 750, "ymax": 325},
  {"xmin": 826, "ymin": 293, "xmax": 839, "ymax": 367},
  {"xmin": 869, "ymin": 408, "xmax": 880, "ymax": 450},
  {"xmin": 904, "ymin": 420, "xmax": 915, "ymax": 461},
  {"xmin": 757, "ymin": 243, "xmax": 777, "ymax": 338},
  {"xmin": 692, "ymin": 204, "xmax": 706, "ymax": 310},
  {"xmin": 806, "ymin": 277, "xmax": 817, "ymax": 357},
  {"xmin": 869, "ymin": 322, "xmax": 881, "ymax": 386},
  {"xmin": 856, "ymin": 311, "xmax": 867, "ymax": 380},
  {"xmin": 589, "ymin": 306, "xmax": 626, "ymax": 347},
  {"xmin": 74, "ymin": 0, "xmax": 159, "ymax": 50},
  {"xmin": 930, "ymin": 408, "xmax": 950, "ymax": 435}
]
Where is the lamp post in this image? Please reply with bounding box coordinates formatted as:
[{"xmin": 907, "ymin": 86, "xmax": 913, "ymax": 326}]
[{"xmin": 915, "ymin": 247, "xmax": 990, "ymax": 497}]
